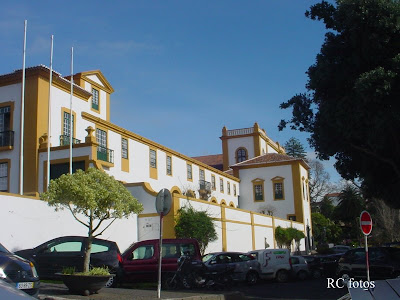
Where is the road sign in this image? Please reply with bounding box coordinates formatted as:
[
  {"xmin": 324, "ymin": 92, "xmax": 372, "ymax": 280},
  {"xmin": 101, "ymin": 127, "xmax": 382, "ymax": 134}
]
[
  {"xmin": 155, "ymin": 188, "xmax": 172, "ymax": 215},
  {"xmin": 360, "ymin": 211, "xmax": 372, "ymax": 236}
]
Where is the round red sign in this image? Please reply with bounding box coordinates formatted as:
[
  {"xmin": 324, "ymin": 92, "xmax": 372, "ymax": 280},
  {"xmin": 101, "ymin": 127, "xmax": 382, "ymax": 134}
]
[{"xmin": 360, "ymin": 211, "xmax": 372, "ymax": 236}]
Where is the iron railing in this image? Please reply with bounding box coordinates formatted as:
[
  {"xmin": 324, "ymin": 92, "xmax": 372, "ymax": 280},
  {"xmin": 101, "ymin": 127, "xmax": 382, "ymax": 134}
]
[
  {"xmin": 0, "ymin": 131, "xmax": 14, "ymax": 147},
  {"xmin": 97, "ymin": 145, "xmax": 114, "ymax": 164},
  {"xmin": 199, "ymin": 180, "xmax": 211, "ymax": 192},
  {"xmin": 60, "ymin": 135, "xmax": 81, "ymax": 146}
]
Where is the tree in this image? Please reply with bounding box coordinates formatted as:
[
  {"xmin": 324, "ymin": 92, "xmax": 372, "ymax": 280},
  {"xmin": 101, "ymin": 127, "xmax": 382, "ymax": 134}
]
[
  {"xmin": 287, "ymin": 227, "xmax": 305, "ymax": 254},
  {"xmin": 41, "ymin": 168, "xmax": 143, "ymax": 273},
  {"xmin": 174, "ymin": 206, "xmax": 217, "ymax": 254},
  {"xmin": 275, "ymin": 226, "xmax": 292, "ymax": 249},
  {"xmin": 284, "ymin": 137, "xmax": 307, "ymax": 159},
  {"xmin": 278, "ymin": 0, "xmax": 400, "ymax": 208},
  {"xmin": 309, "ymin": 160, "xmax": 335, "ymax": 203},
  {"xmin": 319, "ymin": 196, "xmax": 335, "ymax": 219},
  {"xmin": 311, "ymin": 213, "xmax": 342, "ymax": 245},
  {"xmin": 370, "ymin": 198, "xmax": 400, "ymax": 243}
]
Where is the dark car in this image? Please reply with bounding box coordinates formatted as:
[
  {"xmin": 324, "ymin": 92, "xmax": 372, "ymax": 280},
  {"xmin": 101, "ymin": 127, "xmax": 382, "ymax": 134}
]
[
  {"xmin": 202, "ymin": 252, "xmax": 260, "ymax": 285},
  {"xmin": 302, "ymin": 254, "xmax": 342, "ymax": 278},
  {"xmin": 0, "ymin": 243, "xmax": 40, "ymax": 298},
  {"xmin": 15, "ymin": 236, "xmax": 121, "ymax": 287},
  {"xmin": 337, "ymin": 247, "xmax": 400, "ymax": 280}
]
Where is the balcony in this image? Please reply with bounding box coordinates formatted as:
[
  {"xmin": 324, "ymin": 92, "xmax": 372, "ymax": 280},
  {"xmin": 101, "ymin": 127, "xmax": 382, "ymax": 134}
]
[
  {"xmin": 97, "ymin": 145, "xmax": 114, "ymax": 164},
  {"xmin": 0, "ymin": 131, "xmax": 14, "ymax": 147},
  {"xmin": 60, "ymin": 135, "xmax": 81, "ymax": 146},
  {"xmin": 199, "ymin": 180, "xmax": 211, "ymax": 192}
]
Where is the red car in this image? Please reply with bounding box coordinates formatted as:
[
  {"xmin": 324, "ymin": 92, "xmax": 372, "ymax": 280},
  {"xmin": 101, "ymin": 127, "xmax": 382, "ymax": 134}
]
[{"xmin": 119, "ymin": 238, "xmax": 201, "ymax": 285}]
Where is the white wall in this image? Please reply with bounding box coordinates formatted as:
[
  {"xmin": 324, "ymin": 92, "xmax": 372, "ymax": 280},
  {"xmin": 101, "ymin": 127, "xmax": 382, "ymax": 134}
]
[
  {"xmin": 0, "ymin": 194, "xmax": 138, "ymax": 253},
  {"xmin": 238, "ymin": 165, "xmax": 295, "ymax": 219},
  {"xmin": 227, "ymin": 136, "xmax": 254, "ymax": 167}
]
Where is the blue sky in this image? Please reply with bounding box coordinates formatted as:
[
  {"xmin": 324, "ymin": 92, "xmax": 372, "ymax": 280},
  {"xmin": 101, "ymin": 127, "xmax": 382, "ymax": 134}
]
[{"xmin": 0, "ymin": 0, "xmax": 341, "ymax": 183}]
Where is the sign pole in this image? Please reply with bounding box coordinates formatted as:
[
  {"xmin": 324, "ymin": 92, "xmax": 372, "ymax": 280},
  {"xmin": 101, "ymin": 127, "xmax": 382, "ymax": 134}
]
[
  {"xmin": 157, "ymin": 211, "xmax": 163, "ymax": 299},
  {"xmin": 365, "ymin": 235, "xmax": 370, "ymax": 282}
]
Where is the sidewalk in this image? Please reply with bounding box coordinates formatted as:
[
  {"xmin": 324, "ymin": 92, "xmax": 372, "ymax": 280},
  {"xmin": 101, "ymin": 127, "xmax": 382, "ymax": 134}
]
[{"xmin": 38, "ymin": 283, "xmax": 247, "ymax": 300}]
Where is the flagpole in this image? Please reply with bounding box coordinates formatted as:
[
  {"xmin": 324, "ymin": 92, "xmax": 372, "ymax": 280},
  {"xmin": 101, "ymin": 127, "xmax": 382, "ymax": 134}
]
[
  {"xmin": 19, "ymin": 20, "xmax": 27, "ymax": 195},
  {"xmin": 69, "ymin": 47, "xmax": 73, "ymax": 174},
  {"xmin": 47, "ymin": 35, "xmax": 54, "ymax": 187}
]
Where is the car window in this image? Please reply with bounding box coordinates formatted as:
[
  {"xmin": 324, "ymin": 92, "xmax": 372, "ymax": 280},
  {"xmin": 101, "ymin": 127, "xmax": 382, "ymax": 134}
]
[
  {"xmin": 352, "ymin": 250, "xmax": 366, "ymax": 263},
  {"xmin": 179, "ymin": 243, "xmax": 196, "ymax": 256},
  {"xmin": 0, "ymin": 243, "xmax": 10, "ymax": 254},
  {"xmin": 249, "ymin": 253, "xmax": 258, "ymax": 259},
  {"xmin": 216, "ymin": 254, "xmax": 232, "ymax": 264},
  {"xmin": 238, "ymin": 254, "xmax": 251, "ymax": 261},
  {"xmin": 46, "ymin": 241, "xmax": 83, "ymax": 253},
  {"xmin": 290, "ymin": 257, "xmax": 300, "ymax": 265},
  {"xmin": 162, "ymin": 244, "xmax": 180, "ymax": 258},
  {"xmin": 202, "ymin": 254, "xmax": 214, "ymax": 262},
  {"xmin": 130, "ymin": 245, "xmax": 154, "ymax": 260},
  {"xmin": 91, "ymin": 243, "xmax": 110, "ymax": 254}
]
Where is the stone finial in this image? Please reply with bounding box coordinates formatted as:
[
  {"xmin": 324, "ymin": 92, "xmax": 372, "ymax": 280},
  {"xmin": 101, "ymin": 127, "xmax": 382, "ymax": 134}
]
[
  {"xmin": 85, "ymin": 126, "xmax": 97, "ymax": 144},
  {"xmin": 39, "ymin": 133, "xmax": 50, "ymax": 149},
  {"xmin": 222, "ymin": 126, "xmax": 227, "ymax": 136},
  {"xmin": 253, "ymin": 122, "xmax": 259, "ymax": 131}
]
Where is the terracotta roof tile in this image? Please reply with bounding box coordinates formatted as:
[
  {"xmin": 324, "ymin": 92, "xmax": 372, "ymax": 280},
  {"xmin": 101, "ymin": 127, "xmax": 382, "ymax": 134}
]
[{"xmin": 192, "ymin": 154, "xmax": 223, "ymax": 170}]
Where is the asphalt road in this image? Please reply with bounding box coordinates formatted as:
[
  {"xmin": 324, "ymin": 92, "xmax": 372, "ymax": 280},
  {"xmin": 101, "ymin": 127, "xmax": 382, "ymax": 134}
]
[{"xmin": 38, "ymin": 278, "xmax": 348, "ymax": 300}]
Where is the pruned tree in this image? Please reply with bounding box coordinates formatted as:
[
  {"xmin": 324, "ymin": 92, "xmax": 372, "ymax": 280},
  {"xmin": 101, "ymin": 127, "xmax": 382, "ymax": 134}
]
[
  {"xmin": 174, "ymin": 206, "xmax": 217, "ymax": 255},
  {"xmin": 41, "ymin": 168, "xmax": 143, "ymax": 273}
]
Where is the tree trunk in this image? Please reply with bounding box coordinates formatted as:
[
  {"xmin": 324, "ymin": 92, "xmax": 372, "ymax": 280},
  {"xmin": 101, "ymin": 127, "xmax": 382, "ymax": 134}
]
[{"xmin": 83, "ymin": 235, "xmax": 94, "ymax": 273}]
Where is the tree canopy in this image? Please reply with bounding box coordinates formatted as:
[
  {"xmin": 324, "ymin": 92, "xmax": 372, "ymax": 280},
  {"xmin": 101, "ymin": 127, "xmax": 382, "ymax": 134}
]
[
  {"xmin": 41, "ymin": 168, "xmax": 143, "ymax": 272},
  {"xmin": 284, "ymin": 137, "xmax": 307, "ymax": 159},
  {"xmin": 174, "ymin": 206, "xmax": 217, "ymax": 255},
  {"xmin": 278, "ymin": 0, "xmax": 400, "ymax": 208}
]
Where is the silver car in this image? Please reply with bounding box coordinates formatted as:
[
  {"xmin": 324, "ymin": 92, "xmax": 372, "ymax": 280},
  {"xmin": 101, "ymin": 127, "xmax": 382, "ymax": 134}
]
[{"xmin": 202, "ymin": 252, "xmax": 260, "ymax": 285}]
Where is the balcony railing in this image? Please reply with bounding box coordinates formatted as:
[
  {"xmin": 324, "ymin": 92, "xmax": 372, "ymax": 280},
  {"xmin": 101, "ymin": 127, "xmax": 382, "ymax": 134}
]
[
  {"xmin": 97, "ymin": 146, "xmax": 114, "ymax": 164},
  {"xmin": 199, "ymin": 180, "xmax": 211, "ymax": 192},
  {"xmin": 60, "ymin": 135, "xmax": 81, "ymax": 146},
  {"xmin": 0, "ymin": 131, "xmax": 14, "ymax": 147},
  {"xmin": 227, "ymin": 127, "xmax": 254, "ymax": 136}
]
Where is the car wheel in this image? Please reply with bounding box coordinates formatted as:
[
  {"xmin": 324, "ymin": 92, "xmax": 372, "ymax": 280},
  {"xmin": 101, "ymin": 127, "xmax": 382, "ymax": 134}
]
[
  {"xmin": 105, "ymin": 275, "xmax": 117, "ymax": 288},
  {"xmin": 276, "ymin": 270, "xmax": 289, "ymax": 283},
  {"xmin": 297, "ymin": 270, "xmax": 308, "ymax": 281},
  {"xmin": 246, "ymin": 271, "xmax": 258, "ymax": 285},
  {"xmin": 312, "ymin": 269, "xmax": 322, "ymax": 279}
]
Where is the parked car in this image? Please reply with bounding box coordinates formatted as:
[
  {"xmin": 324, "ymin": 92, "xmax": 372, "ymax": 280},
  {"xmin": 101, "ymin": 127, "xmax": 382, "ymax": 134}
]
[
  {"xmin": 290, "ymin": 256, "xmax": 310, "ymax": 280},
  {"xmin": 202, "ymin": 252, "xmax": 260, "ymax": 285},
  {"xmin": 0, "ymin": 243, "xmax": 40, "ymax": 298},
  {"xmin": 302, "ymin": 254, "xmax": 342, "ymax": 278},
  {"xmin": 14, "ymin": 236, "xmax": 121, "ymax": 287},
  {"xmin": 120, "ymin": 238, "xmax": 201, "ymax": 285},
  {"xmin": 0, "ymin": 279, "xmax": 36, "ymax": 299},
  {"xmin": 331, "ymin": 245, "xmax": 351, "ymax": 254},
  {"xmin": 248, "ymin": 249, "xmax": 291, "ymax": 282},
  {"xmin": 337, "ymin": 247, "xmax": 400, "ymax": 280}
]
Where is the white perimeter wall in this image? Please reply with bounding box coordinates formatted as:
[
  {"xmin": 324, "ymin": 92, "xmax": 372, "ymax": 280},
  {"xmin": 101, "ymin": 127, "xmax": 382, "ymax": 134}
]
[{"xmin": 0, "ymin": 194, "xmax": 138, "ymax": 253}]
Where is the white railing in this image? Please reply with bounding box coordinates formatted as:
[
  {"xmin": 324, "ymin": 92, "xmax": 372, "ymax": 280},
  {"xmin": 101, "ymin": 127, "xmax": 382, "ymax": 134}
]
[{"xmin": 227, "ymin": 127, "xmax": 254, "ymax": 136}]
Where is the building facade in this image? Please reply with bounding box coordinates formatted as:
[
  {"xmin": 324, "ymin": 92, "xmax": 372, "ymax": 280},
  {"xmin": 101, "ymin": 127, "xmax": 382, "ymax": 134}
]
[{"xmin": 0, "ymin": 65, "xmax": 312, "ymax": 253}]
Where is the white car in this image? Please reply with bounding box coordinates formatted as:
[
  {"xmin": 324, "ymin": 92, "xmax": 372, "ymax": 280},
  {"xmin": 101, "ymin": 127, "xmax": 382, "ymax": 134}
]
[{"xmin": 248, "ymin": 249, "xmax": 291, "ymax": 282}]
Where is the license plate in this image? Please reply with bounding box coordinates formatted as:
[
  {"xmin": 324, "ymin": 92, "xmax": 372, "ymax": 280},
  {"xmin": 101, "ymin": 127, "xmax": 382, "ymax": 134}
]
[{"xmin": 16, "ymin": 282, "xmax": 34, "ymax": 289}]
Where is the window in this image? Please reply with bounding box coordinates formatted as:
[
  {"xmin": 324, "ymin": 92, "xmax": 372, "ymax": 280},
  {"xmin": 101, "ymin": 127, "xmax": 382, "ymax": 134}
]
[
  {"xmin": 211, "ymin": 175, "xmax": 216, "ymax": 190},
  {"xmin": 227, "ymin": 182, "xmax": 230, "ymax": 194},
  {"xmin": 166, "ymin": 155, "xmax": 172, "ymax": 175},
  {"xmin": 199, "ymin": 169, "xmax": 205, "ymax": 181},
  {"xmin": 252, "ymin": 178, "xmax": 265, "ymax": 202},
  {"xmin": 0, "ymin": 106, "xmax": 11, "ymax": 147},
  {"xmin": 233, "ymin": 184, "xmax": 237, "ymax": 196},
  {"xmin": 149, "ymin": 149, "xmax": 157, "ymax": 168},
  {"xmin": 187, "ymin": 164, "xmax": 192, "ymax": 180},
  {"xmin": 0, "ymin": 162, "xmax": 8, "ymax": 192},
  {"xmin": 272, "ymin": 176, "xmax": 285, "ymax": 200},
  {"xmin": 130, "ymin": 245, "xmax": 154, "ymax": 260},
  {"xmin": 63, "ymin": 111, "xmax": 74, "ymax": 138},
  {"xmin": 47, "ymin": 241, "xmax": 82, "ymax": 253},
  {"xmin": 92, "ymin": 88, "xmax": 99, "ymax": 110},
  {"xmin": 96, "ymin": 128, "xmax": 107, "ymax": 147},
  {"xmin": 236, "ymin": 148, "xmax": 248, "ymax": 163},
  {"xmin": 121, "ymin": 138, "xmax": 128, "ymax": 159},
  {"xmin": 91, "ymin": 243, "xmax": 110, "ymax": 254},
  {"xmin": 220, "ymin": 178, "xmax": 224, "ymax": 192}
]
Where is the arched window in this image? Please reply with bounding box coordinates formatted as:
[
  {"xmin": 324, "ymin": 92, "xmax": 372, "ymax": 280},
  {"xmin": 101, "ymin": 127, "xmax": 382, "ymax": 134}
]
[{"xmin": 236, "ymin": 148, "xmax": 248, "ymax": 163}]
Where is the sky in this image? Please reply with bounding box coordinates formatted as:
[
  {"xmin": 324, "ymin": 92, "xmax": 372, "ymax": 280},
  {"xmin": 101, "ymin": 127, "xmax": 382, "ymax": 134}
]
[{"xmin": 0, "ymin": 0, "xmax": 342, "ymax": 183}]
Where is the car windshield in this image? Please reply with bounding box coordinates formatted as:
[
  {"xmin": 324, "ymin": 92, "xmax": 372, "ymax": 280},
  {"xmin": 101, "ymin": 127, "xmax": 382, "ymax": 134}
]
[
  {"xmin": 0, "ymin": 243, "xmax": 10, "ymax": 254},
  {"xmin": 202, "ymin": 254, "xmax": 214, "ymax": 262}
]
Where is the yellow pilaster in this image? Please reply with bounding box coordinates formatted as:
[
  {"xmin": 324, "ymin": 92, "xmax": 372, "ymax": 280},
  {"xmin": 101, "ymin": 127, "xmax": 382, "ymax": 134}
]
[{"xmin": 221, "ymin": 205, "xmax": 227, "ymax": 251}]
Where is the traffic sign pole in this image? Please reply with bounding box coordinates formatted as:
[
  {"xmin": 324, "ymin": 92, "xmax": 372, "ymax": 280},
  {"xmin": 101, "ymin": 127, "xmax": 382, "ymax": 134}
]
[{"xmin": 360, "ymin": 211, "xmax": 372, "ymax": 283}]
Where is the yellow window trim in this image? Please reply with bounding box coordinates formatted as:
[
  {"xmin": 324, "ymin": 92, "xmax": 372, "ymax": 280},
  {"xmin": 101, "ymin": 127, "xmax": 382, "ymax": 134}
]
[
  {"xmin": 211, "ymin": 174, "xmax": 216, "ymax": 191},
  {"xmin": 90, "ymin": 87, "xmax": 101, "ymax": 114},
  {"xmin": 220, "ymin": 178, "xmax": 224, "ymax": 193},
  {"xmin": 149, "ymin": 148, "xmax": 158, "ymax": 180},
  {"xmin": 121, "ymin": 137, "xmax": 129, "ymax": 173},
  {"xmin": 252, "ymin": 178, "xmax": 265, "ymax": 202},
  {"xmin": 272, "ymin": 176, "xmax": 285, "ymax": 201},
  {"xmin": 0, "ymin": 159, "xmax": 11, "ymax": 192},
  {"xmin": 187, "ymin": 163, "xmax": 193, "ymax": 182},
  {"xmin": 61, "ymin": 107, "xmax": 77, "ymax": 140},
  {"xmin": 166, "ymin": 155, "xmax": 173, "ymax": 176},
  {"xmin": 235, "ymin": 147, "xmax": 248, "ymax": 163}
]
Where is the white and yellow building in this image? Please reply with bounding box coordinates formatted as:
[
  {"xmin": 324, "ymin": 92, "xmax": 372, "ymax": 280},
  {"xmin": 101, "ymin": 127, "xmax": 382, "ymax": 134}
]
[{"xmin": 0, "ymin": 65, "xmax": 312, "ymax": 253}]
